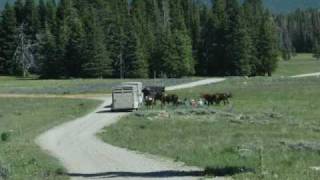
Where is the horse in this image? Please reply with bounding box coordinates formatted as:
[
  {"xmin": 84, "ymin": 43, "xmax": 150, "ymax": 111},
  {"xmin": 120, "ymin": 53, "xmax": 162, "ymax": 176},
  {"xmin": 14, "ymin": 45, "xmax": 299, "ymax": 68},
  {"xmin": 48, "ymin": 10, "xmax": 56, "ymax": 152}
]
[
  {"xmin": 202, "ymin": 93, "xmax": 232, "ymax": 106},
  {"xmin": 144, "ymin": 96, "xmax": 155, "ymax": 108}
]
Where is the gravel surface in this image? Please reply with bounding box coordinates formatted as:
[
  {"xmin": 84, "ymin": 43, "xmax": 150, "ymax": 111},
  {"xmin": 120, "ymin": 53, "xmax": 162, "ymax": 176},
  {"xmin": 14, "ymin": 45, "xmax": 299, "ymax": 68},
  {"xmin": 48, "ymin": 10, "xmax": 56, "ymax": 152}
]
[{"xmin": 291, "ymin": 72, "xmax": 320, "ymax": 78}]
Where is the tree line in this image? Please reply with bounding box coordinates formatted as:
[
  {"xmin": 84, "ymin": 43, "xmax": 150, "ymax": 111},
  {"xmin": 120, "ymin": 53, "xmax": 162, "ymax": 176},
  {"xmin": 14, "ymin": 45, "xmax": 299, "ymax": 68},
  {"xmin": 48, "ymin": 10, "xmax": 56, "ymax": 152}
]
[
  {"xmin": 277, "ymin": 8, "xmax": 320, "ymax": 60},
  {"xmin": 0, "ymin": 0, "xmax": 279, "ymax": 78}
]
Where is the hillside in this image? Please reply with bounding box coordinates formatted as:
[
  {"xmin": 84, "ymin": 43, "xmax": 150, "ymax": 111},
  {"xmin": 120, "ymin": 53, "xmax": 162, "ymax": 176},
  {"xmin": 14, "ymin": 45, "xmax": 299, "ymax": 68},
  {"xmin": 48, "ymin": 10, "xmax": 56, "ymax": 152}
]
[
  {"xmin": 264, "ymin": 0, "xmax": 320, "ymax": 13},
  {"xmin": 0, "ymin": 0, "xmax": 15, "ymax": 10},
  {"xmin": 1, "ymin": 0, "xmax": 320, "ymax": 13}
]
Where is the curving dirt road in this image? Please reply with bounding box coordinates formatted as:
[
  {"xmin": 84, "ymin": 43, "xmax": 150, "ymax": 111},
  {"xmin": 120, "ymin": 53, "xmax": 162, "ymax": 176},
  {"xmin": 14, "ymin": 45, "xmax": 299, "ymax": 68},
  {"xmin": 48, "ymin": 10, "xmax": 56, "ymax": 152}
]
[{"xmin": 36, "ymin": 78, "xmax": 226, "ymax": 180}]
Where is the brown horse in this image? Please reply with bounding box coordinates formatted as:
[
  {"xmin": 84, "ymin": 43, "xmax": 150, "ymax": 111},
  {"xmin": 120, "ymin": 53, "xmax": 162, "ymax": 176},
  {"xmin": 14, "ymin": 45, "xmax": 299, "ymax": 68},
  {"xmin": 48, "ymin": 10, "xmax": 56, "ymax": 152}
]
[{"xmin": 161, "ymin": 94, "xmax": 179, "ymax": 106}]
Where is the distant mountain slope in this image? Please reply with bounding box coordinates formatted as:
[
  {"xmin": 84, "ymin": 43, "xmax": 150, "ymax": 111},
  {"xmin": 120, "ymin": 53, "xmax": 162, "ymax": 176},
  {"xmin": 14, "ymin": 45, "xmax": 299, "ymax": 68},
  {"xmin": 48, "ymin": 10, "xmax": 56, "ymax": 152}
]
[
  {"xmin": 264, "ymin": 0, "xmax": 320, "ymax": 13},
  {"xmin": 0, "ymin": 0, "xmax": 16, "ymax": 10},
  {"xmin": 1, "ymin": 0, "xmax": 320, "ymax": 13}
]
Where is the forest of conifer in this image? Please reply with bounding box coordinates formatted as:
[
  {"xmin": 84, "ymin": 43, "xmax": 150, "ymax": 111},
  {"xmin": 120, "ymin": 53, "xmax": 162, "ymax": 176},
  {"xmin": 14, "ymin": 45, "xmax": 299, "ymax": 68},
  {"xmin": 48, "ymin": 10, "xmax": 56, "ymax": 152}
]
[{"xmin": 0, "ymin": 0, "xmax": 303, "ymax": 78}]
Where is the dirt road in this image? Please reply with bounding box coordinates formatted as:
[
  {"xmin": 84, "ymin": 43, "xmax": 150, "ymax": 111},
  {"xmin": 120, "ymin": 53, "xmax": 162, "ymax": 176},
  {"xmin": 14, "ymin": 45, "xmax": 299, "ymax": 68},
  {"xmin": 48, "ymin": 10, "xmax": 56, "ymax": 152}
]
[
  {"xmin": 291, "ymin": 72, "xmax": 320, "ymax": 78},
  {"xmin": 36, "ymin": 78, "xmax": 226, "ymax": 180}
]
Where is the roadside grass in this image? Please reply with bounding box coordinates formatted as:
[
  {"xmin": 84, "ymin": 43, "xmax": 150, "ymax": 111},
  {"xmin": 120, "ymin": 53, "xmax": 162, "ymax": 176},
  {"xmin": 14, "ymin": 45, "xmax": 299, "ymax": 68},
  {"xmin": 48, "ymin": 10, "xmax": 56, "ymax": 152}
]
[
  {"xmin": 274, "ymin": 53, "xmax": 320, "ymax": 76},
  {"xmin": 100, "ymin": 76, "xmax": 320, "ymax": 179},
  {"xmin": 0, "ymin": 77, "xmax": 200, "ymax": 95},
  {"xmin": 0, "ymin": 98, "xmax": 99, "ymax": 180}
]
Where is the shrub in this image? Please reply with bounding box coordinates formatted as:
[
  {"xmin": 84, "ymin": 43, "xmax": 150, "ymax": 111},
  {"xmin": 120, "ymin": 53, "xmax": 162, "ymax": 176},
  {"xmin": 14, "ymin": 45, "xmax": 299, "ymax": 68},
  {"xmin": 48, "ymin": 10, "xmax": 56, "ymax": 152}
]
[
  {"xmin": 55, "ymin": 168, "xmax": 65, "ymax": 175},
  {"xmin": 1, "ymin": 132, "xmax": 10, "ymax": 142}
]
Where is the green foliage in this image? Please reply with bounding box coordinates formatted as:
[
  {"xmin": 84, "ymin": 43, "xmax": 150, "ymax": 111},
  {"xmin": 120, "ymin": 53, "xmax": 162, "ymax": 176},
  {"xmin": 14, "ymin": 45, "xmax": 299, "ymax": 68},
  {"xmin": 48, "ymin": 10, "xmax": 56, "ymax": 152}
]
[
  {"xmin": 82, "ymin": 7, "xmax": 112, "ymax": 78},
  {"xmin": 1, "ymin": 132, "xmax": 10, "ymax": 142},
  {"xmin": 0, "ymin": 0, "xmax": 281, "ymax": 78},
  {"xmin": 0, "ymin": 3, "xmax": 17, "ymax": 75},
  {"xmin": 39, "ymin": 25, "xmax": 59, "ymax": 78},
  {"xmin": 313, "ymin": 42, "xmax": 320, "ymax": 60},
  {"xmin": 123, "ymin": 20, "xmax": 149, "ymax": 78},
  {"xmin": 256, "ymin": 12, "xmax": 279, "ymax": 76}
]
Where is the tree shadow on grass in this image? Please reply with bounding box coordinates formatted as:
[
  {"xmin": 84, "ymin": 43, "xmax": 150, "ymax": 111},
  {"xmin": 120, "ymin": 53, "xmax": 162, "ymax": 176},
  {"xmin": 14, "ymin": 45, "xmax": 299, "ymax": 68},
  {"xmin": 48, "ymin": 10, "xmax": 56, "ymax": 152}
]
[{"xmin": 67, "ymin": 166, "xmax": 254, "ymax": 178}]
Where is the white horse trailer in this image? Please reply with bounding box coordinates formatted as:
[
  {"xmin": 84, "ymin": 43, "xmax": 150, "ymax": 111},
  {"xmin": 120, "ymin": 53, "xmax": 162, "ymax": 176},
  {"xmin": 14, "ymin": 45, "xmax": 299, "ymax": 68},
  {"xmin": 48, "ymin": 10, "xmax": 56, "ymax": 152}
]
[
  {"xmin": 121, "ymin": 82, "xmax": 143, "ymax": 105},
  {"xmin": 112, "ymin": 85, "xmax": 139, "ymax": 111}
]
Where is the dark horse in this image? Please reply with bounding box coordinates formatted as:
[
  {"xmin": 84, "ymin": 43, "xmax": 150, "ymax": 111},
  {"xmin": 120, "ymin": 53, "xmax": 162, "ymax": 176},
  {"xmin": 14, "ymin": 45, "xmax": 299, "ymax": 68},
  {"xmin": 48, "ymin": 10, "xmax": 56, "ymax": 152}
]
[
  {"xmin": 202, "ymin": 93, "xmax": 232, "ymax": 106},
  {"xmin": 160, "ymin": 94, "xmax": 179, "ymax": 106},
  {"xmin": 142, "ymin": 86, "xmax": 165, "ymax": 105}
]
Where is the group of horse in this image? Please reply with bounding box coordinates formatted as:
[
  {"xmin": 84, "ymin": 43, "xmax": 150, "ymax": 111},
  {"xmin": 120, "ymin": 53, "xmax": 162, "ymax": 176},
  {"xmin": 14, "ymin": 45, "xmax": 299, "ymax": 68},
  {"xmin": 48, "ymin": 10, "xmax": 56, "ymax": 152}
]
[
  {"xmin": 142, "ymin": 86, "xmax": 232, "ymax": 108},
  {"xmin": 142, "ymin": 86, "xmax": 179, "ymax": 107}
]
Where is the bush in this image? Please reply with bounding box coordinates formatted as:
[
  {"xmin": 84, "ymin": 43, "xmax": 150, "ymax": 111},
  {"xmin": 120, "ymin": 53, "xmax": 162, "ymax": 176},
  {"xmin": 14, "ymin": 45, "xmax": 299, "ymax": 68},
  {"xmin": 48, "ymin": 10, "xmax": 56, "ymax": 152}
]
[
  {"xmin": 1, "ymin": 132, "xmax": 10, "ymax": 142},
  {"xmin": 55, "ymin": 168, "xmax": 65, "ymax": 175}
]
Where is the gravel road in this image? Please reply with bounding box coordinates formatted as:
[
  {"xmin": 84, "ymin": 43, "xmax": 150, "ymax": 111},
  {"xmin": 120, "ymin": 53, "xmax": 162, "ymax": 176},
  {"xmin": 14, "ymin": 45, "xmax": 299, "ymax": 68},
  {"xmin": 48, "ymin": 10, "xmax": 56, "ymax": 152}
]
[
  {"xmin": 291, "ymin": 72, "xmax": 320, "ymax": 78},
  {"xmin": 36, "ymin": 78, "xmax": 226, "ymax": 180}
]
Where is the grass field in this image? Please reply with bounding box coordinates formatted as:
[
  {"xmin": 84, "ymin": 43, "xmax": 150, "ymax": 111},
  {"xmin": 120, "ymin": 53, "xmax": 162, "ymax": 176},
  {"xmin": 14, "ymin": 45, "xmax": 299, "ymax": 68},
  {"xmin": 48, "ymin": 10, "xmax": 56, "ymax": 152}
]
[
  {"xmin": 274, "ymin": 53, "xmax": 320, "ymax": 76},
  {"xmin": 0, "ymin": 98, "xmax": 99, "ymax": 180},
  {"xmin": 101, "ymin": 77, "xmax": 320, "ymax": 179},
  {"xmin": 0, "ymin": 77, "xmax": 200, "ymax": 95}
]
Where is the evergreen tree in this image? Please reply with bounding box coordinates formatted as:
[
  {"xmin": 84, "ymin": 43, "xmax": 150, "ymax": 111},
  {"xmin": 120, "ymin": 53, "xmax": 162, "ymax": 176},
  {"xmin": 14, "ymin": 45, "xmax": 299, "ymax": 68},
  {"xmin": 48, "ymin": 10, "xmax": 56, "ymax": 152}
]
[
  {"xmin": 225, "ymin": 0, "xmax": 252, "ymax": 76},
  {"xmin": 54, "ymin": 0, "xmax": 74, "ymax": 77},
  {"xmin": 256, "ymin": 12, "xmax": 279, "ymax": 76},
  {"xmin": 14, "ymin": 0, "xmax": 24, "ymax": 25},
  {"xmin": 208, "ymin": 0, "xmax": 227, "ymax": 75},
  {"xmin": 46, "ymin": 0, "xmax": 57, "ymax": 31},
  {"xmin": 313, "ymin": 41, "xmax": 320, "ymax": 60},
  {"xmin": 105, "ymin": 0, "xmax": 129, "ymax": 78},
  {"xmin": 197, "ymin": 6, "xmax": 214, "ymax": 75},
  {"xmin": 161, "ymin": 1, "xmax": 195, "ymax": 77},
  {"xmin": 39, "ymin": 0, "xmax": 47, "ymax": 29},
  {"xmin": 24, "ymin": 0, "xmax": 40, "ymax": 41},
  {"xmin": 0, "ymin": 0, "xmax": 282, "ymax": 78},
  {"xmin": 123, "ymin": 20, "xmax": 149, "ymax": 78},
  {"xmin": 0, "ymin": 3, "xmax": 17, "ymax": 75},
  {"xmin": 64, "ymin": 8, "xmax": 85, "ymax": 77},
  {"xmin": 39, "ymin": 25, "xmax": 59, "ymax": 78},
  {"xmin": 243, "ymin": 0, "xmax": 264, "ymax": 75},
  {"xmin": 82, "ymin": 8, "xmax": 112, "ymax": 78},
  {"xmin": 170, "ymin": 29, "xmax": 195, "ymax": 77}
]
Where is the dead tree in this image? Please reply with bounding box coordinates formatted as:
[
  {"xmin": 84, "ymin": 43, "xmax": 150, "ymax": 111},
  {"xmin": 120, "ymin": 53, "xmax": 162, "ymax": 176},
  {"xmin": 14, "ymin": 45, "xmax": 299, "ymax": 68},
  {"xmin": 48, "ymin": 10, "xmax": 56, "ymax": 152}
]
[{"xmin": 13, "ymin": 24, "xmax": 36, "ymax": 77}]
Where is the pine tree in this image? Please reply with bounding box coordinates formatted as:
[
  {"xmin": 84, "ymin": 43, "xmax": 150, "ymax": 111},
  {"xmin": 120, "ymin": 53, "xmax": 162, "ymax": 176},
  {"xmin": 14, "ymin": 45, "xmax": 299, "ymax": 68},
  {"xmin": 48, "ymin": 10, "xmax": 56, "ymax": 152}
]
[
  {"xmin": 0, "ymin": 3, "xmax": 17, "ymax": 75},
  {"xmin": 256, "ymin": 12, "xmax": 279, "ymax": 76},
  {"xmin": 209, "ymin": 0, "xmax": 227, "ymax": 75},
  {"xmin": 171, "ymin": 29, "xmax": 195, "ymax": 77},
  {"xmin": 197, "ymin": 6, "xmax": 214, "ymax": 75},
  {"xmin": 39, "ymin": 25, "xmax": 59, "ymax": 78},
  {"xmin": 24, "ymin": 0, "xmax": 40, "ymax": 41},
  {"xmin": 313, "ymin": 41, "xmax": 320, "ymax": 60},
  {"xmin": 54, "ymin": 0, "xmax": 73, "ymax": 77},
  {"xmin": 243, "ymin": 0, "xmax": 264, "ymax": 75},
  {"xmin": 225, "ymin": 0, "xmax": 252, "ymax": 76},
  {"xmin": 14, "ymin": 0, "xmax": 24, "ymax": 25},
  {"xmin": 39, "ymin": 0, "xmax": 47, "ymax": 29},
  {"xmin": 46, "ymin": 0, "xmax": 57, "ymax": 31},
  {"xmin": 161, "ymin": 1, "xmax": 195, "ymax": 77},
  {"xmin": 105, "ymin": 0, "xmax": 129, "ymax": 78},
  {"xmin": 123, "ymin": 20, "xmax": 149, "ymax": 78},
  {"xmin": 82, "ymin": 8, "xmax": 112, "ymax": 78},
  {"xmin": 142, "ymin": 0, "xmax": 162, "ymax": 77},
  {"xmin": 64, "ymin": 8, "xmax": 85, "ymax": 77}
]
